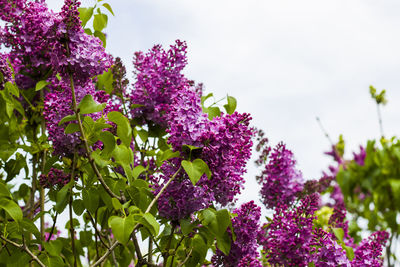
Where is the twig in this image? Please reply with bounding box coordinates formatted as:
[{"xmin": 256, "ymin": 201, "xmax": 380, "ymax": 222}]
[
  {"xmin": 376, "ymin": 104, "xmax": 384, "ymax": 138},
  {"xmin": 68, "ymin": 73, "xmax": 122, "ymax": 202},
  {"xmin": 0, "ymin": 235, "xmax": 46, "ymax": 267},
  {"xmin": 69, "ymin": 152, "xmax": 78, "ymax": 267},
  {"xmin": 176, "ymin": 248, "xmax": 193, "ymax": 267},
  {"xmin": 39, "ymin": 89, "xmax": 47, "ymax": 240},
  {"xmin": 90, "ymin": 166, "xmax": 182, "ymax": 266},
  {"xmin": 46, "ymin": 212, "xmax": 58, "ymax": 242},
  {"xmin": 132, "ymin": 234, "xmax": 145, "ymax": 266},
  {"xmin": 87, "ymin": 211, "xmax": 109, "ymax": 249},
  {"xmin": 316, "ymin": 117, "xmax": 334, "ymax": 146}
]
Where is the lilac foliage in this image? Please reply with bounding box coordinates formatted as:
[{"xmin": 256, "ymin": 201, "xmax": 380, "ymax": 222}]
[{"xmin": 212, "ymin": 201, "xmax": 262, "ymax": 267}]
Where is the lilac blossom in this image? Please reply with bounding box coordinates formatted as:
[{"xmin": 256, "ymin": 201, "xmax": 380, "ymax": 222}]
[
  {"xmin": 39, "ymin": 167, "xmax": 77, "ymax": 189},
  {"xmin": 258, "ymin": 142, "xmax": 304, "ymax": 209},
  {"xmin": 212, "ymin": 201, "xmax": 262, "ymax": 267},
  {"xmin": 351, "ymin": 231, "xmax": 389, "ymax": 266}
]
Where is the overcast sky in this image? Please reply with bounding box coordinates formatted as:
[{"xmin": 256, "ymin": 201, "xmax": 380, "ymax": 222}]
[{"xmin": 48, "ymin": 0, "xmax": 400, "ymax": 206}]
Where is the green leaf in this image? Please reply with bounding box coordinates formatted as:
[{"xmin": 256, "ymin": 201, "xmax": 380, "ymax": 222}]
[
  {"xmin": 223, "ymin": 95, "xmax": 237, "ymax": 114},
  {"xmin": 216, "ymin": 231, "xmax": 231, "ymax": 255},
  {"xmin": 133, "ymin": 165, "xmax": 146, "ymax": 179},
  {"xmin": 137, "ymin": 129, "xmax": 148, "ymax": 143},
  {"xmin": 96, "ymin": 69, "xmax": 114, "ymax": 94},
  {"xmin": 205, "ymin": 106, "xmax": 221, "ymax": 120},
  {"xmin": 180, "ymin": 218, "xmax": 194, "ymax": 236},
  {"xmin": 5, "ymin": 82, "xmax": 19, "ymax": 97},
  {"xmin": 112, "ymin": 198, "xmax": 122, "ymax": 210},
  {"xmin": 55, "ymin": 183, "xmax": 70, "ymax": 213},
  {"xmin": 82, "ymin": 188, "xmax": 99, "ymax": 214},
  {"xmin": 108, "ymin": 111, "xmax": 132, "ymax": 147},
  {"xmin": 0, "ymin": 198, "xmax": 22, "ymax": 222},
  {"xmin": 43, "ymin": 240, "xmax": 63, "ymax": 257},
  {"xmin": 181, "ymin": 159, "xmax": 211, "ymax": 185},
  {"xmin": 72, "ymin": 199, "xmax": 85, "ymax": 216},
  {"xmin": 78, "ymin": 7, "xmax": 94, "ymax": 27},
  {"xmin": 99, "ymin": 131, "xmax": 115, "ymax": 156},
  {"xmin": 59, "ymin": 114, "xmax": 77, "ymax": 126},
  {"xmin": 102, "ymin": 3, "xmax": 114, "ymax": 16},
  {"xmin": 78, "ymin": 94, "xmax": 106, "ymax": 114},
  {"xmin": 332, "ymin": 227, "xmax": 344, "ymax": 242},
  {"xmin": 200, "ymin": 209, "xmax": 216, "ymax": 226},
  {"xmin": 109, "ymin": 215, "xmax": 136, "ymax": 244},
  {"xmin": 35, "ymin": 80, "xmax": 50, "ymax": 91},
  {"xmin": 20, "ymin": 218, "xmax": 41, "ymax": 240},
  {"xmin": 0, "ymin": 183, "xmax": 11, "ymax": 198},
  {"xmin": 140, "ymin": 213, "xmax": 159, "ymax": 236},
  {"xmin": 216, "ymin": 209, "xmax": 230, "ymax": 234},
  {"xmin": 344, "ymin": 245, "xmax": 354, "ymax": 260},
  {"xmin": 64, "ymin": 123, "xmax": 80, "ymax": 134},
  {"xmin": 93, "ymin": 13, "xmax": 108, "ymax": 32}
]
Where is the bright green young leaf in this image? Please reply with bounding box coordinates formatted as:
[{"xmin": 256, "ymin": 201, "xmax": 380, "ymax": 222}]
[
  {"xmin": 35, "ymin": 80, "xmax": 50, "ymax": 91},
  {"xmin": 102, "ymin": 3, "xmax": 115, "ymax": 15},
  {"xmin": 216, "ymin": 209, "xmax": 231, "ymax": 234},
  {"xmin": 223, "ymin": 95, "xmax": 237, "ymax": 115},
  {"xmin": 344, "ymin": 245, "xmax": 354, "ymax": 260},
  {"xmin": 112, "ymin": 198, "xmax": 122, "ymax": 211},
  {"xmin": 78, "ymin": 7, "xmax": 94, "ymax": 27},
  {"xmin": 78, "ymin": 94, "xmax": 106, "ymax": 114},
  {"xmin": 109, "ymin": 215, "xmax": 136, "ymax": 244},
  {"xmin": 64, "ymin": 123, "xmax": 80, "ymax": 134},
  {"xmin": 332, "ymin": 227, "xmax": 345, "ymax": 242},
  {"xmin": 58, "ymin": 114, "xmax": 77, "ymax": 126},
  {"xmin": 201, "ymin": 92, "xmax": 213, "ymax": 107},
  {"xmin": 43, "ymin": 240, "xmax": 63, "ymax": 257},
  {"xmin": 133, "ymin": 165, "xmax": 146, "ymax": 179},
  {"xmin": 108, "ymin": 111, "xmax": 132, "ymax": 147},
  {"xmin": 0, "ymin": 198, "xmax": 22, "ymax": 222},
  {"xmin": 140, "ymin": 213, "xmax": 160, "ymax": 236},
  {"xmin": 182, "ymin": 159, "xmax": 211, "ymax": 185},
  {"xmin": 205, "ymin": 106, "xmax": 221, "ymax": 120},
  {"xmin": 137, "ymin": 129, "xmax": 148, "ymax": 143},
  {"xmin": 96, "ymin": 69, "xmax": 114, "ymax": 94},
  {"xmin": 93, "ymin": 13, "xmax": 108, "ymax": 32}
]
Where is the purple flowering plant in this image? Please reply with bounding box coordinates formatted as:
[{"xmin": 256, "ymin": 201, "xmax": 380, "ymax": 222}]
[{"xmin": 0, "ymin": 0, "xmax": 392, "ymax": 266}]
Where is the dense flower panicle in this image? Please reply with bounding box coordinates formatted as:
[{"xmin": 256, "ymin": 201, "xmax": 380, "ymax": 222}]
[
  {"xmin": 39, "ymin": 167, "xmax": 76, "ymax": 188},
  {"xmin": 311, "ymin": 229, "xmax": 351, "ymax": 267},
  {"xmin": 261, "ymin": 193, "xmax": 320, "ymax": 266},
  {"xmin": 129, "ymin": 40, "xmax": 192, "ymax": 125},
  {"xmin": 1, "ymin": 0, "xmax": 112, "ymax": 89},
  {"xmin": 166, "ymin": 88, "xmax": 209, "ymax": 151},
  {"xmin": 154, "ymin": 160, "xmax": 213, "ymax": 220},
  {"xmin": 351, "ymin": 231, "xmax": 389, "ymax": 266},
  {"xmin": 198, "ymin": 112, "xmax": 254, "ymax": 205},
  {"xmin": 212, "ymin": 201, "xmax": 262, "ymax": 267},
  {"xmin": 237, "ymin": 255, "xmax": 262, "ymax": 267},
  {"xmin": 254, "ymin": 128, "xmax": 271, "ymax": 168},
  {"xmin": 0, "ymin": 0, "xmax": 25, "ymax": 22},
  {"xmin": 111, "ymin": 57, "xmax": 130, "ymax": 97},
  {"xmin": 258, "ymin": 142, "xmax": 304, "ymax": 209},
  {"xmin": 0, "ymin": 53, "xmax": 12, "ymax": 89}
]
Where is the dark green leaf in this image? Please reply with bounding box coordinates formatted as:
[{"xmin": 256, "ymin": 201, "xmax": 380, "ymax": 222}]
[
  {"xmin": 0, "ymin": 198, "xmax": 22, "ymax": 222},
  {"xmin": 64, "ymin": 123, "xmax": 80, "ymax": 134},
  {"xmin": 108, "ymin": 111, "xmax": 132, "ymax": 147}
]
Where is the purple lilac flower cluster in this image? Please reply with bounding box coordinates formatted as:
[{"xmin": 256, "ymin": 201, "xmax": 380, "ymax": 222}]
[
  {"xmin": 0, "ymin": 53, "xmax": 12, "ymax": 90},
  {"xmin": 352, "ymin": 231, "xmax": 389, "ymax": 266},
  {"xmin": 260, "ymin": 193, "xmax": 320, "ymax": 266},
  {"xmin": 130, "ymin": 41, "xmax": 253, "ymax": 219},
  {"xmin": 129, "ymin": 40, "xmax": 191, "ymax": 126},
  {"xmin": 1, "ymin": 0, "xmax": 112, "ymax": 87},
  {"xmin": 39, "ymin": 167, "xmax": 77, "ymax": 188},
  {"xmin": 257, "ymin": 142, "xmax": 304, "ymax": 209},
  {"xmin": 212, "ymin": 201, "xmax": 262, "ymax": 267}
]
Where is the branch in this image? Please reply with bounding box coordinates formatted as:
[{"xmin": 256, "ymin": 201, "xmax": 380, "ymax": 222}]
[
  {"xmin": 0, "ymin": 235, "xmax": 46, "ymax": 267},
  {"xmin": 68, "ymin": 73, "xmax": 122, "ymax": 202},
  {"xmin": 91, "ymin": 166, "xmax": 182, "ymax": 266}
]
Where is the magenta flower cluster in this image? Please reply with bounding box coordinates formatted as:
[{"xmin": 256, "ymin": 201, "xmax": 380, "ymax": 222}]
[
  {"xmin": 39, "ymin": 167, "xmax": 76, "ymax": 188},
  {"xmin": 129, "ymin": 41, "xmax": 254, "ymax": 219},
  {"xmin": 257, "ymin": 142, "xmax": 304, "ymax": 209},
  {"xmin": 212, "ymin": 201, "xmax": 262, "ymax": 267}
]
